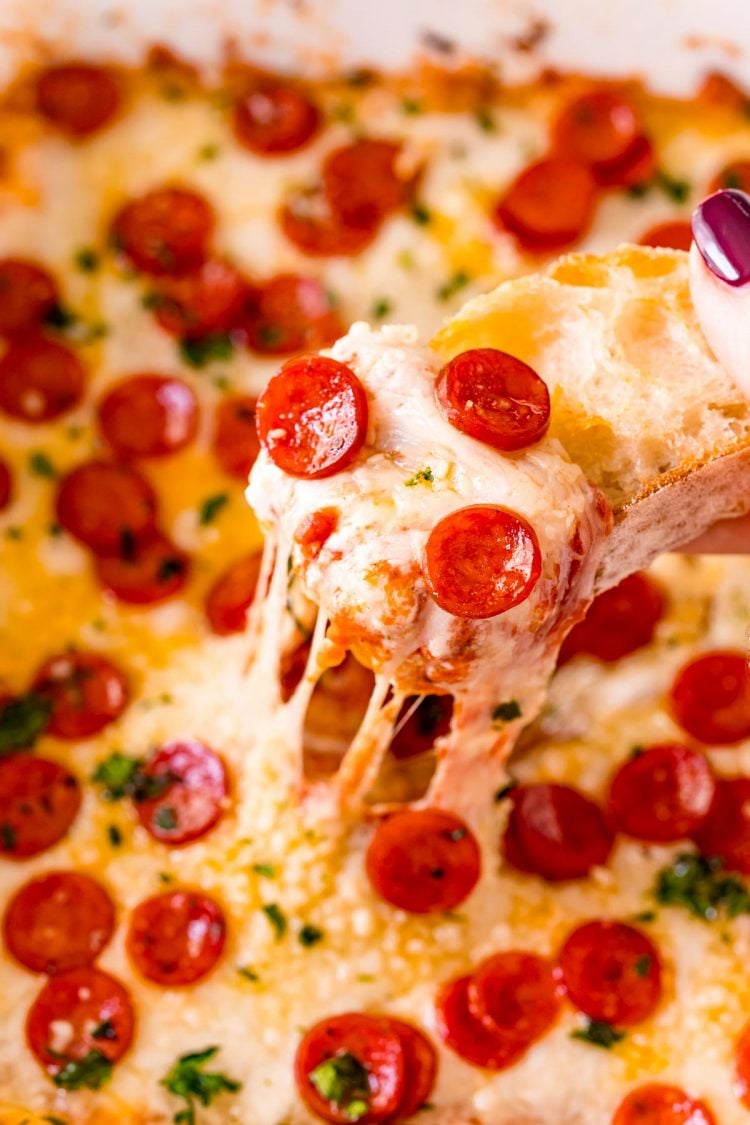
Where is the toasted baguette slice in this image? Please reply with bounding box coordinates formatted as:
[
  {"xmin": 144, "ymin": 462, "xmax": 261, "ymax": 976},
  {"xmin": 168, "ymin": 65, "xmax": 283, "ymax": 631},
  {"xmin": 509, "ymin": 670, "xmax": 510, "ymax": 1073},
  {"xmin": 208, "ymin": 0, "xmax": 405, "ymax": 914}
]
[{"xmin": 433, "ymin": 245, "xmax": 750, "ymax": 589}]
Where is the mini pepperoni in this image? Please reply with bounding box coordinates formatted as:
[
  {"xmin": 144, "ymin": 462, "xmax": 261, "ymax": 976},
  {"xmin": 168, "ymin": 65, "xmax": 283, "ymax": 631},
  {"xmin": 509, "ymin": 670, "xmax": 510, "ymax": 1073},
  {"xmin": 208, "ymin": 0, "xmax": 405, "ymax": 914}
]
[
  {"xmin": 670, "ymin": 650, "xmax": 750, "ymax": 746},
  {"xmin": 294, "ymin": 508, "xmax": 339, "ymax": 562},
  {"xmin": 692, "ymin": 777, "xmax": 750, "ymax": 874},
  {"xmin": 205, "ymin": 552, "xmax": 263, "ymax": 636},
  {"xmin": 323, "ymin": 139, "xmax": 410, "ymax": 229},
  {"xmin": 423, "ymin": 505, "xmax": 541, "ymax": 620},
  {"xmin": 552, "ymin": 89, "xmax": 643, "ymax": 182},
  {"xmin": 26, "ymin": 967, "xmax": 134, "ymax": 1079},
  {"xmin": 435, "ymin": 348, "xmax": 550, "ymax": 452},
  {"xmin": 295, "ymin": 1012, "xmax": 406, "ymax": 1123},
  {"xmin": 56, "ymin": 459, "xmax": 157, "ymax": 553},
  {"xmin": 135, "ymin": 739, "xmax": 228, "ymax": 845},
  {"xmin": 710, "ymin": 159, "xmax": 750, "ymax": 195},
  {"xmin": 366, "ymin": 808, "xmax": 480, "ymax": 914},
  {"xmin": 280, "ymin": 185, "xmax": 381, "ymax": 257},
  {"xmin": 390, "ymin": 694, "xmax": 453, "ymax": 760},
  {"xmin": 607, "ymin": 743, "xmax": 715, "ymax": 843},
  {"xmin": 381, "ymin": 1019, "xmax": 437, "ymax": 1119},
  {"xmin": 98, "ymin": 373, "xmax": 198, "ymax": 459},
  {"xmin": 613, "ymin": 1083, "xmax": 717, "ymax": 1125},
  {"xmin": 0, "ymin": 259, "xmax": 59, "ymax": 336},
  {"xmin": 559, "ymin": 572, "xmax": 665, "ymax": 664},
  {"xmin": 639, "ymin": 221, "xmax": 693, "ymax": 251},
  {"xmin": 36, "ymin": 63, "xmax": 120, "ymax": 137},
  {"xmin": 0, "ymin": 458, "xmax": 12, "ymax": 510},
  {"xmin": 503, "ymin": 783, "xmax": 614, "ymax": 882},
  {"xmin": 736, "ymin": 1022, "xmax": 750, "ymax": 1109},
  {"xmin": 493, "ymin": 156, "xmax": 598, "ymax": 251},
  {"xmin": 33, "ymin": 651, "xmax": 129, "ymax": 740},
  {"xmin": 94, "ymin": 530, "xmax": 190, "ymax": 605},
  {"xmin": 212, "ymin": 394, "xmax": 261, "ymax": 480},
  {"xmin": 232, "ymin": 83, "xmax": 320, "ymax": 155},
  {"xmin": 150, "ymin": 259, "xmax": 248, "ymax": 339},
  {"xmin": 242, "ymin": 274, "xmax": 344, "ymax": 355},
  {"xmin": 468, "ymin": 951, "xmax": 562, "ymax": 1044},
  {"xmin": 0, "ymin": 755, "xmax": 81, "ymax": 859},
  {"xmin": 436, "ymin": 975, "xmax": 527, "ymax": 1070},
  {"xmin": 558, "ymin": 920, "xmax": 662, "ymax": 1026},
  {"xmin": 4, "ymin": 871, "xmax": 115, "ymax": 974},
  {"xmin": 0, "ymin": 337, "xmax": 85, "ymax": 423},
  {"xmin": 256, "ymin": 355, "xmax": 368, "ymax": 479},
  {"xmin": 111, "ymin": 186, "xmax": 214, "ymax": 276},
  {"xmin": 127, "ymin": 890, "xmax": 226, "ymax": 986}
]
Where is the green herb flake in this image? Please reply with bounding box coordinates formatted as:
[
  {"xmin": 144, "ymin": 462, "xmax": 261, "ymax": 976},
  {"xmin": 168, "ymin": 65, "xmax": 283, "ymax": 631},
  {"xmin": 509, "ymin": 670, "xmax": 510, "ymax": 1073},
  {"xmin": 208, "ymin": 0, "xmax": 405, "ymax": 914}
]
[
  {"xmin": 28, "ymin": 451, "xmax": 57, "ymax": 479},
  {"xmin": 475, "ymin": 105, "xmax": 496, "ymax": 132},
  {"xmin": 262, "ymin": 903, "xmax": 288, "ymax": 940},
  {"xmin": 154, "ymin": 806, "xmax": 178, "ymax": 831},
  {"xmin": 198, "ymin": 142, "xmax": 220, "ymax": 161},
  {"xmin": 634, "ymin": 954, "xmax": 651, "ymax": 978},
  {"xmin": 179, "ymin": 333, "xmax": 234, "ymax": 369},
  {"xmin": 141, "ymin": 290, "xmax": 163, "ymax": 311},
  {"xmin": 410, "ymin": 202, "xmax": 432, "ymax": 225},
  {"xmin": 5, "ymin": 526, "xmax": 23, "ymax": 540},
  {"xmin": 436, "ymin": 270, "xmax": 470, "ymax": 301},
  {"xmin": 631, "ymin": 910, "xmax": 656, "ymax": 923},
  {"xmin": 571, "ymin": 1019, "xmax": 624, "ymax": 1049},
  {"xmin": 107, "ymin": 824, "xmax": 123, "ymax": 847},
  {"xmin": 92, "ymin": 752, "xmax": 141, "ymax": 800},
  {"xmin": 91, "ymin": 1018, "xmax": 117, "ymax": 1041},
  {"xmin": 629, "ymin": 744, "xmax": 645, "ymax": 759},
  {"xmin": 405, "ymin": 467, "xmax": 434, "ymax": 488},
  {"xmin": 492, "ymin": 700, "xmax": 522, "ymax": 724},
  {"xmin": 0, "ymin": 823, "xmax": 16, "ymax": 851},
  {"xmin": 655, "ymin": 169, "xmax": 691, "ymax": 203},
  {"xmin": 371, "ymin": 297, "xmax": 393, "ymax": 320},
  {"xmin": 299, "ymin": 923, "xmax": 325, "ymax": 947},
  {"xmin": 397, "ymin": 249, "xmax": 415, "ymax": 271},
  {"xmin": 253, "ymin": 863, "xmax": 276, "ymax": 878},
  {"xmin": 43, "ymin": 1116, "xmax": 69, "ymax": 1124},
  {"xmin": 161, "ymin": 1046, "xmax": 241, "ymax": 1125},
  {"xmin": 309, "ymin": 1053, "xmax": 370, "ymax": 1119},
  {"xmin": 52, "ymin": 1050, "xmax": 113, "ymax": 1091},
  {"xmin": 0, "ymin": 692, "xmax": 51, "ymax": 753},
  {"xmin": 43, "ymin": 302, "xmax": 78, "ymax": 331},
  {"xmin": 157, "ymin": 555, "xmax": 187, "ymax": 584},
  {"xmin": 237, "ymin": 965, "xmax": 260, "ymax": 982},
  {"xmin": 654, "ymin": 851, "xmax": 750, "ymax": 921},
  {"xmin": 494, "ymin": 780, "xmax": 518, "ymax": 803},
  {"xmin": 75, "ymin": 247, "xmax": 100, "ymax": 272},
  {"xmin": 198, "ymin": 492, "xmax": 229, "ymax": 525},
  {"xmin": 401, "ymin": 97, "xmax": 423, "ymax": 115}
]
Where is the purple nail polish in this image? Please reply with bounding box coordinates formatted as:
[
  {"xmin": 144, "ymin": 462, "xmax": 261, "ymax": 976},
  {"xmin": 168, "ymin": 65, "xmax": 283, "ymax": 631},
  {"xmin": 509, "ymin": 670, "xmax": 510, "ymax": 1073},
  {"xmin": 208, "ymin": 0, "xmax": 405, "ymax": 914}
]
[{"xmin": 692, "ymin": 188, "xmax": 750, "ymax": 287}]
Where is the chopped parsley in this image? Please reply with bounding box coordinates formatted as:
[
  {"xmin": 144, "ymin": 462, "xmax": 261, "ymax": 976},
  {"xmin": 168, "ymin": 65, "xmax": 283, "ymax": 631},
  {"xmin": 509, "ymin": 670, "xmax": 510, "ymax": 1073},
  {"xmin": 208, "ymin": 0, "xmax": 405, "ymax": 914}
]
[
  {"xmin": 309, "ymin": 1053, "xmax": 370, "ymax": 1120},
  {"xmin": 107, "ymin": 824, "xmax": 123, "ymax": 847},
  {"xmin": 252, "ymin": 863, "xmax": 276, "ymax": 878},
  {"xmin": 197, "ymin": 142, "xmax": 220, "ymax": 161},
  {"xmin": 475, "ymin": 105, "xmax": 497, "ymax": 132},
  {"xmin": 405, "ymin": 467, "xmax": 434, "ymax": 487},
  {"xmin": 154, "ymin": 806, "xmax": 178, "ymax": 831},
  {"xmin": 371, "ymin": 297, "xmax": 393, "ymax": 320},
  {"xmin": 237, "ymin": 965, "xmax": 260, "ymax": 982},
  {"xmin": 28, "ymin": 451, "xmax": 57, "ymax": 478},
  {"xmin": 91, "ymin": 751, "xmax": 174, "ymax": 803},
  {"xmin": 198, "ymin": 492, "xmax": 229, "ymax": 525},
  {"xmin": 75, "ymin": 247, "xmax": 100, "ymax": 272},
  {"xmin": 655, "ymin": 169, "xmax": 691, "ymax": 203},
  {"xmin": 179, "ymin": 333, "xmax": 234, "ymax": 368},
  {"xmin": 631, "ymin": 910, "xmax": 656, "ymax": 924},
  {"xmin": 43, "ymin": 302, "xmax": 78, "ymax": 331},
  {"xmin": 262, "ymin": 903, "xmax": 287, "ymax": 940},
  {"xmin": 401, "ymin": 97, "xmax": 423, "ymax": 115},
  {"xmin": 91, "ymin": 1018, "xmax": 117, "ymax": 1041},
  {"xmin": 654, "ymin": 852, "xmax": 750, "ymax": 922},
  {"xmin": 52, "ymin": 1050, "xmax": 113, "ymax": 1091},
  {"xmin": 0, "ymin": 823, "xmax": 16, "ymax": 851},
  {"xmin": 634, "ymin": 954, "xmax": 652, "ymax": 978},
  {"xmin": 299, "ymin": 923, "xmax": 325, "ymax": 947},
  {"xmin": 158, "ymin": 555, "xmax": 187, "ymax": 584},
  {"xmin": 571, "ymin": 1019, "xmax": 624, "ymax": 1049},
  {"xmin": 346, "ymin": 68, "xmax": 375, "ymax": 88},
  {"xmin": 0, "ymin": 692, "xmax": 51, "ymax": 753},
  {"xmin": 492, "ymin": 700, "xmax": 522, "ymax": 723},
  {"xmin": 161, "ymin": 1046, "xmax": 241, "ymax": 1125},
  {"xmin": 720, "ymin": 167, "xmax": 745, "ymax": 189},
  {"xmin": 494, "ymin": 780, "xmax": 518, "ymax": 803},
  {"xmin": 436, "ymin": 270, "xmax": 470, "ymax": 301},
  {"xmin": 410, "ymin": 202, "xmax": 432, "ymax": 225},
  {"xmin": 43, "ymin": 1117, "xmax": 69, "ymax": 1125}
]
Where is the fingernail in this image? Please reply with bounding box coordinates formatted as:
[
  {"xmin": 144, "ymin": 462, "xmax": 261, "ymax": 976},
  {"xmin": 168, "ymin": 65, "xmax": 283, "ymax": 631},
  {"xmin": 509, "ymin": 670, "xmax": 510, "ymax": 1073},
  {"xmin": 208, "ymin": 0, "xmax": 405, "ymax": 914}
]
[{"xmin": 692, "ymin": 188, "xmax": 750, "ymax": 287}]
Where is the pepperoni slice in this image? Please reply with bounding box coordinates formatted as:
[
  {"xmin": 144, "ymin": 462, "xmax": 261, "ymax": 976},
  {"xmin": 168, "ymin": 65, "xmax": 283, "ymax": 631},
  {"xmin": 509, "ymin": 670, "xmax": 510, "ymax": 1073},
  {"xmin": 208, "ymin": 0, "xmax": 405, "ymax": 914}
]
[
  {"xmin": 559, "ymin": 572, "xmax": 665, "ymax": 664},
  {"xmin": 33, "ymin": 651, "xmax": 129, "ymax": 739},
  {"xmin": 467, "ymin": 951, "xmax": 562, "ymax": 1044},
  {"xmin": 0, "ymin": 756, "xmax": 81, "ymax": 858},
  {"xmin": 242, "ymin": 274, "xmax": 344, "ymax": 356},
  {"xmin": 127, "ymin": 890, "xmax": 226, "ymax": 986},
  {"xmin": 294, "ymin": 508, "xmax": 339, "ymax": 562},
  {"xmin": 493, "ymin": 156, "xmax": 598, "ymax": 252},
  {"xmin": 607, "ymin": 744, "xmax": 715, "ymax": 843},
  {"xmin": 0, "ymin": 259, "xmax": 59, "ymax": 336},
  {"xmin": 36, "ymin": 63, "xmax": 120, "ymax": 137},
  {"xmin": 639, "ymin": 221, "xmax": 693, "ymax": 251},
  {"xmin": 294, "ymin": 1012, "xmax": 406, "ymax": 1123},
  {"xmin": 212, "ymin": 394, "xmax": 261, "ymax": 480},
  {"xmin": 280, "ymin": 185, "xmax": 381, "ymax": 258},
  {"xmin": 604, "ymin": 133, "xmax": 657, "ymax": 189},
  {"xmin": 692, "ymin": 777, "xmax": 750, "ymax": 874},
  {"xmin": 56, "ymin": 459, "xmax": 157, "ymax": 553},
  {"xmin": 558, "ymin": 920, "xmax": 662, "ymax": 1026},
  {"xmin": 205, "ymin": 552, "xmax": 263, "ymax": 635},
  {"xmin": 0, "ymin": 457, "xmax": 12, "ymax": 511},
  {"xmin": 365, "ymin": 808, "xmax": 480, "ymax": 914},
  {"xmin": 94, "ymin": 530, "xmax": 190, "ymax": 605},
  {"xmin": 669, "ymin": 650, "xmax": 750, "ymax": 745},
  {"xmin": 0, "ymin": 337, "xmax": 85, "ymax": 423},
  {"xmin": 98, "ymin": 373, "xmax": 199, "ymax": 459},
  {"xmin": 256, "ymin": 355, "xmax": 368, "ymax": 479},
  {"xmin": 710, "ymin": 159, "xmax": 750, "ymax": 195},
  {"xmin": 435, "ymin": 348, "xmax": 551, "ymax": 452},
  {"xmin": 435, "ymin": 975, "xmax": 527, "ymax": 1070},
  {"xmin": 323, "ymin": 140, "xmax": 410, "ymax": 229},
  {"xmin": 613, "ymin": 1083, "xmax": 717, "ymax": 1125},
  {"xmin": 135, "ymin": 738, "xmax": 228, "ymax": 845},
  {"xmin": 150, "ymin": 259, "xmax": 248, "ymax": 339},
  {"xmin": 552, "ymin": 90, "xmax": 643, "ymax": 181},
  {"xmin": 381, "ymin": 1019, "xmax": 437, "ymax": 1119},
  {"xmin": 232, "ymin": 83, "xmax": 320, "ymax": 155},
  {"xmin": 26, "ymin": 967, "xmax": 134, "ymax": 1079},
  {"xmin": 389, "ymin": 694, "xmax": 453, "ymax": 760},
  {"xmin": 736, "ymin": 1022, "xmax": 750, "ymax": 1109},
  {"xmin": 111, "ymin": 187, "xmax": 214, "ymax": 276},
  {"xmin": 4, "ymin": 871, "xmax": 115, "ymax": 974},
  {"xmin": 503, "ymin": 783, "xmax": 614, "ymax": 882},
  {"xmin": 423, "ymin": 504, "xmax": 541, "ymax": 620}
]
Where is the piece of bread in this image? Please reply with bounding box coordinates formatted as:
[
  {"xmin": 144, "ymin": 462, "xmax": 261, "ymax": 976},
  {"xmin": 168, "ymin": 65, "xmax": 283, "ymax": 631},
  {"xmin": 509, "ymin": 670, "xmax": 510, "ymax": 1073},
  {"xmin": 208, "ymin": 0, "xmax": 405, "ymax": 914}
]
[{"xmin": 433, "ymin": 244, "xmax": 750, "ymax": 589}]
